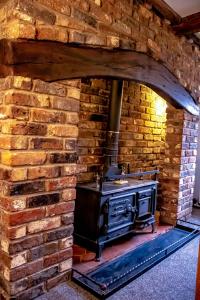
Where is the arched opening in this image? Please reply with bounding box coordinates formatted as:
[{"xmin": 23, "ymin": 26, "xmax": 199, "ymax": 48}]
[
  {"xmin": 73, "ymin": 76, "xmax": 199, "ymax": 267},
  {"xmin": 0, "ymin": 39, "xmax": 199, "ymax": 300}
]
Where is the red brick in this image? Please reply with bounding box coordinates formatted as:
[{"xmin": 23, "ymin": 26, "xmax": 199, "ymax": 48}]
[
  {"xmin": 61, "ymin": 213, "xmax": 74, "ymax": 226},
  {"xmin": 48, "ymin": 124, "xmax": 78, "ymax": 137},
  {"xmin": 0, "ymin": 197, "xmax": 26, "ymax": 212},
  {"xmin": 44, "ymin": 248, "xmax": 72, "ymax": 268},
  {"xmin": 0, "ymin": 136, "xmax": 28, "ymax": 150},
  {"xmin": 28, "ymin": 216, "xmax": 61, "ymax": 234},
  {"xmin": 1, "ymin": 152, "xmax": 46, "ymax": 166},
  {"xmin": 10, "ymin": 259, "xmax": 43, "ymax": 281},
  {"xmin": 50, "ymin": 96, "xmax": 79, "ymax": 112},
  {"xmin": 28, "ymin": 266, "xmax": 59, "ymax": 286},
  {"xmin": 11, "ymin": 77, "xmax": 32, "ymax": 90},
  {"xmin": 9, "ymin": 235, "xmax": 43, "ymax": 255},
  {"xmin": 61, "ymin": 189, "xmax": 76, "ymax": 201},
  {"xmin": 8, "ymin": 106, "xmax": 29, "ymax": 120},
  {"xmin": 28, "ymin": 166, "xmax": 60, "ymax": 180},
  {"xmin": 33, "ymin": 80, "xmax": 66, "ymax": 96},
  {"xmin": 36, "ymin": 25, "xmax": 68, "ymax": 42},
  {"xmin": 61, "ymin": 164, "xmax": 77, "ymax": 176},
  {"xmin": 6, "ymin": 226, "xmax": 26, "ymax": 240},
  {"xmin": 31, "ymin": 109, "xmax": 66, "ymax": 123},
  {"xmin": 8, "ymin": 208, "xmax": 46, "ymax": 226},
  {"xmin": 9, "ymin": 181, "xmax": 45, "ymax": 196},
  {"xmin": 5, "ymin": 91, "xmax": 49, "ymax": 107},
  {"xmin": 2, "ymin": 121, "xmax": 47, "ymax": 135},
  {"xmin": 43, "ymin": 225, "xmax": 74, "ymax": 242},
  {"xmin": 28, "ymin": 242, "xmax": 58, "ymax": 261},
  {"xmin": 46, "ymin": 176, "xmax": 77, "ymax": 191},
  {"xmin": 46, "ymin": 201, "xmax": 75, "ymax": 217},
  {"xmin": 29, "ymin": 138, "xmax": 63, "ymax": 150}
]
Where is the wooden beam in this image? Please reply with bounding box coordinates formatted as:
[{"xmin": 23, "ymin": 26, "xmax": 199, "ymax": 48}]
[
  {"xmin": 173, "ymin": 12, "xmax": 200, "ymax": 35},
  {"xmin": 0, "ymin": 39, "xmax": 198, "ymax": 116},
  {"xmin": 146, "ymin": 0, "xmax": 181, "ymax": 24},
  {"xmin": 186, "ymin": 33, "xmax": 200, "ymax": 47}
]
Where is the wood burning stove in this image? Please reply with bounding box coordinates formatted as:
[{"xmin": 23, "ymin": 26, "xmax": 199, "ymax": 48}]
[
  {"xmin": 74, "ymin": 80, "xmax": 158, "ymax": 260},
  {"xmin": 74, "ymin": 174, "xmax": 158, "ymax": 260}
]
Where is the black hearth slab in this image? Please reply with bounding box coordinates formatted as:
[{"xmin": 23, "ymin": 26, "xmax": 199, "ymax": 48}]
[
  {"xmin": 72, "ymin": 224, "xmax": 199, "ymax": 299},
  {"xmin": 77, "ymin": 179, "xmax": 157, "ymax": 195}
]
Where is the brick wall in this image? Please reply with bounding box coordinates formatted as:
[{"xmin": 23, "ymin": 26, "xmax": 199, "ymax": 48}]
[
  {"xmin": 159, "ymin": 105, "xmax": 198, "ymax": 224},
  {"xmin": 0, "ymin": 0, "xmax": 199, "ymax": 102},
  {"xmin": 0, "ymin": 0, "xmax": 199, "ymax": 298},
  {"xmin": 78, "ymin": 79, "xmax": 167, "ymax": 182},
  {"xmin": 119, "ymin": 82, "xmax": 166, "ymax": 171},
  {"xmin": 0, "ymin": 77, "xmax": 198, "ymax": 297},
  {"xmin": 78, "ymin": 78, "xmax": 110, "ymax": 182},
  {"xmin": 78, "ymin": 79, "xmax": 199, "ymax": 226},
  {"xmin": 0, "ymin": 76, "xmax": 80, "ymax": 299},
  {"xmin": 179, "ymin": 112, "xmax": 198, "ymax": 219}
]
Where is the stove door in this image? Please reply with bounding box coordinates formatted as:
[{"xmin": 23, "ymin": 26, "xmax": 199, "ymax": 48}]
[
  {"xmin": 103, "ymin": 192, "xmax": 136, "ymax": 237},
  {"xmin": 137, "ymin": 187, "xmax": 156, "ymax": 218}
]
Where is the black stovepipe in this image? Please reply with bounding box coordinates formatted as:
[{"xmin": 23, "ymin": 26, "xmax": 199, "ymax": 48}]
[{"xmin": 104, "ymin": 79, "xmax": 124, "ymax": 178}]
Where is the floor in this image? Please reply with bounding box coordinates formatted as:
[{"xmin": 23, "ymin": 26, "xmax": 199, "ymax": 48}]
[
  {"xmin": 36, "ymin": 208, "xmax": 200, "ymax": 300},
  {"xmin": 188, "ymin": 207, "xmax": 200, "ymax": 225}
]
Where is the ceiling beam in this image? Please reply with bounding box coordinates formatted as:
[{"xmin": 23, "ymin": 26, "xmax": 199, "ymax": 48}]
[
  {"xmin": 186, "ymin": 33, "xmax": 200, "ymax": 47},
  {"xmin": 173, "ymin": 12, "xmax": 200, "ymax": 35},
  {"xmin": 146, "ymin": 0, "xmax": 181, "ymax": 24},
  {"xmin": 0, "ymin": 39, "xmax": 198, "ymax": 116}
]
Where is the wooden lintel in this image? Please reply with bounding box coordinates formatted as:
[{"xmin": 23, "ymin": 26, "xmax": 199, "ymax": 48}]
[
  {"xmin": 146, "ymin": 0, "xmax": 181, "ymax": 24},
  {"xmin": 173, "ymin": 12, "xmax": 200, "ymax": 35},
  {"xmin": 0, "ymin": 39, "xmax": 198, "ymax": 116}
]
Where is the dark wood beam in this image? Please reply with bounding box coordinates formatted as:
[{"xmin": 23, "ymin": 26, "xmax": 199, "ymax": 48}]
[
  {"xmin": 0, "ymin": 39, "xmax": 198, "ymax": 116},
  {"xmin": 186, "ymin": 33, "xmax": 200, "ymax": 47},
  {"xmin": 173, "ymin": 12, "xmax": 200, "ymax": 35},
  {"xmin": 146, "ymin": 0, "xmax": 181, "ymax": 24}
]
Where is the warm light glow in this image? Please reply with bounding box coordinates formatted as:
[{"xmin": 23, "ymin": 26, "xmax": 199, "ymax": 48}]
[
  {"xmin": 155, "ymin": 97, "xmax": 167, "ymax": 116},
  {"xmin": 0, "ymin": 113, "xmax": 6, "ymax": 119}
]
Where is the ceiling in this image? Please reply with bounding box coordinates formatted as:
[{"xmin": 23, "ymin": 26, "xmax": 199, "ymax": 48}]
[
  {"xmin": 165, "ymin": 0, "xmax": 200, "ymax": 17},
  {"xmin": 154, "ymin": 0, "xmax": 200, "ymax": 46}
]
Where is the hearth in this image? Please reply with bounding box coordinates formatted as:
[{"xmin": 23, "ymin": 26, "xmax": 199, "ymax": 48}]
[
  {"xmin": 73, "ymin": 222, "xmax": 199, "ymax": 299},
  {"xmin": 74, "ymin": 79, "xmax": 158, "ymax": 259}
]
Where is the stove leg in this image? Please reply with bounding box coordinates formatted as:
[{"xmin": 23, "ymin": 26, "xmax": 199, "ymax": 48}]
[
  {"xmin": 151, "ymin": 223, "xmax": 156, "ymax": 233},
  {"xmin": 95, "ymin": 245, "xmax": 103, "ymax": 261}
]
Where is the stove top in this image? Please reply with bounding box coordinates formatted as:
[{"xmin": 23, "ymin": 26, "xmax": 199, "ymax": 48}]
[{"xmin": 77, "ymin": 179, "xmax": 158, "ymax": 195}]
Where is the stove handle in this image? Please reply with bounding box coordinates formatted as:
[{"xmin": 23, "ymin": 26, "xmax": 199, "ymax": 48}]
[{"xmin": 126, "ymin": 203, "xmax": 136, "ymax": 214}]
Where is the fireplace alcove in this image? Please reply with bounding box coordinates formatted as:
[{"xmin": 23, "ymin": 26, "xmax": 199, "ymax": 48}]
[
  {"xmin": 75, "ymin": 74, "xmax": 198, "ymax": 261},
  {"xmin": 0, "ymin": 39, "xmax": 199, "ymax": 299}
]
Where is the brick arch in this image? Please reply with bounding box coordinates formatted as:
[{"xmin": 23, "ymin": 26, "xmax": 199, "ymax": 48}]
[{"xmin": 0, "ymin": 39, "xmax": 199, "ymax": 116}]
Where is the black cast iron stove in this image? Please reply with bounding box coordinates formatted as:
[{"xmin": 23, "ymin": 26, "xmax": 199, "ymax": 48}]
[{"xmin": 74, "ymin": 80, "xmax": 159, "ymax": 260}]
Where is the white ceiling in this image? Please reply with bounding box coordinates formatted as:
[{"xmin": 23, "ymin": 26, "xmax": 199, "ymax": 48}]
[{"xmin": 165, "ymin": 0, "xmax": 200, "ymax": 17}]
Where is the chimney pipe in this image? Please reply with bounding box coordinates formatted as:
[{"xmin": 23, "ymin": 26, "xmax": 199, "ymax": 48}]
[{"xmin": 104, "ymin": 79, "xmax": 124, "ymax": 177}]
